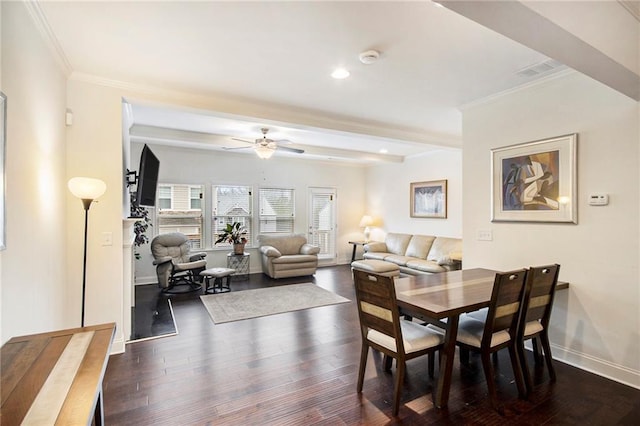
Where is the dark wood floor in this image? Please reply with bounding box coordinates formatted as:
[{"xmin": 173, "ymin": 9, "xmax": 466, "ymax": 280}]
[
  {"xmin": 104, "ymin": 265, "xmax": 640, "ymax": 425},
  {"xmin": 130, "ymin": 284, "xmax": 177, "ymax": 341}
]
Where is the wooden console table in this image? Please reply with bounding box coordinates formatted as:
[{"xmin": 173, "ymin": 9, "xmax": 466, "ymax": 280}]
[{"xmin": 1, "ymin": 322, "xmax": 115, "ymax": 425}]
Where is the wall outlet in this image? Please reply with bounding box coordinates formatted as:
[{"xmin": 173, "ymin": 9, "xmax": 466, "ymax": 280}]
[{"xmin": 477, "ymin": 229, "xmax": 493, "ymax": 241}]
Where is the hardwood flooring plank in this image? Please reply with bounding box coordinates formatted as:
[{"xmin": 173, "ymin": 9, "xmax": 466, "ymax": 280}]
[{"xmin": 103, "ymin": 265, "xmax": 640, "ymax": 425}]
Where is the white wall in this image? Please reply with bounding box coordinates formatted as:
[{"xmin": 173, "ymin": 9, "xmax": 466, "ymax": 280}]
[
  {"xmin": 132, "ymin": 142, "xmax": 367, "ymax": 283},
  {"xmin": 462, "ymin": 71, "xmax": 639, "ymax": 388},
  {"xmin": 1, "ymin": 1, "xmax": 69, "ymax": 343},
  {"xmin": 364, "ymin": 149, "xmax": 463, "ymax": 241}
]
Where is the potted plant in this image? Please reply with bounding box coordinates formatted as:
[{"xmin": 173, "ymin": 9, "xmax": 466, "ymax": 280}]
[
  {"xmin": 130, "ymin": 198, "xmax": 152, "ymax": 260},
  {"xmin": 215, "ymin": 222, "xmax": 248, "ymax": 254}
]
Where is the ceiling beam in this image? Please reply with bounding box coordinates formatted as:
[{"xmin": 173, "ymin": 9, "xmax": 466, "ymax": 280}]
[
  {"xmin": 440, "ymin": 0, "xmax": 640, "ymax": 101},
  {"xmin": 130, "ymin": 125, "xmax": 404, "ymax": 163}
]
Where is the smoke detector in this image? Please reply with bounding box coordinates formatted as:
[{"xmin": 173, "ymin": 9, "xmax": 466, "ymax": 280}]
[{"xmin": 359, "ymin": 50, "xmax": 380, "ymax": 65}]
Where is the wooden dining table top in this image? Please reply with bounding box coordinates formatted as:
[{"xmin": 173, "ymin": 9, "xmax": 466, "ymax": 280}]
[{"xmin": 395, "ymin": 268, "xmax": 568, "ymax": 319}]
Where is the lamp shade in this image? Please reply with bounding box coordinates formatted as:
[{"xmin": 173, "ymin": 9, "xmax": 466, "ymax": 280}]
[
  {"xmin": 255, "ymin": 145, "xmax": 275, "ymax": 159},
  {"xmin": 359, "ymin": 215, "xmax": 374, "ymax": 228},
  {"xmin": 68, "ymin": 177, "xmax": 107, "ymax": 200}
]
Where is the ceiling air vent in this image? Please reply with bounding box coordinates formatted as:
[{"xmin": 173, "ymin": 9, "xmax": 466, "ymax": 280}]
[{"xmin": 516, "ymin": 59, "xmax": 563, "ymax": 78}]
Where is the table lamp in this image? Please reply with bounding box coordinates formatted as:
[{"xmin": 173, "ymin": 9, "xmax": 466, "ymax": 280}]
[{"xmin": 359, "ymin": 215, "xmax": 374, "ymax": 242}]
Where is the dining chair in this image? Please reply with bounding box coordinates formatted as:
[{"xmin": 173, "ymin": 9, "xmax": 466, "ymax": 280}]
[
  {"xmin": 518, "ymin": 264, "xmax": 561, "ymax": 396},
  {"xmin": 352, "ymin": 269, "xmax": 444, "ymax": 416},
  {"xmin": 455, "ymin": 269, "xmax": 528, "ymax": 412}
]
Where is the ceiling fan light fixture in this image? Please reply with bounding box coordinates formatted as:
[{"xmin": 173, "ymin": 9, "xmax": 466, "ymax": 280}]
[{"xmin": 255, "ymin": 145, "xmax": 275, "ymax": 159}]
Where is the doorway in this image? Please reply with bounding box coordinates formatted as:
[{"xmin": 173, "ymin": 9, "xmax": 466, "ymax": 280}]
[{"xmin": 308, "ymin": 187, "xmax": 337, "ymax": 263}]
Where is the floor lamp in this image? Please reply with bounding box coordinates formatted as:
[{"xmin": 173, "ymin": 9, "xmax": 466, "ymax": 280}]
[{"xmin": 68, "ymin": 177, "xmax": 107, "ymax": 327}]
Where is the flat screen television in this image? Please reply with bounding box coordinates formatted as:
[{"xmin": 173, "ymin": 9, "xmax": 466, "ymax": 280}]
[{"xmin": 135, "ymin": 144, "xmax": 160, "ymax": 207}]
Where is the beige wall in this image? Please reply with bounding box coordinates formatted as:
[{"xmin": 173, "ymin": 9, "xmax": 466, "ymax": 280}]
[
  {"xmin": 132, "ymin": 142, "xmax": 367, "ymax": 284},
  {"xmin": 462, "ymin": 71, "xmax": 640, "ymax": 387},
  {"xmin": 1, "ymin": 1, "xmax": 69, "ymax": 343},
  {"xmin": 364, "ymin": 149, "xmax": 463, "ymax": 241}
]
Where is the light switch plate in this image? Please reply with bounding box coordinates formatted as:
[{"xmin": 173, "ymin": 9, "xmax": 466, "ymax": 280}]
[{"xmin": 477, "ymin": 229, "xmax": 493, "ymax": 241}]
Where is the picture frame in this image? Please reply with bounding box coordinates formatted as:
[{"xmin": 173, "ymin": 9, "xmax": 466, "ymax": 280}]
[
  {"xmin": 491, "ymin": 133, "xmax": 577, "ymax": 223},
  {"xmin": 410, "ymin": 180, "xmax": 447, "ymax": 218},
  {"xmin": 0, "ymin": 92, "xmax": 5, "ymax": 250}
]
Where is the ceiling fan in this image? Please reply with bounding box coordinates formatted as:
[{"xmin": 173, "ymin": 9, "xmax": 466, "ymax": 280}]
[{"xmin": 224, "ymin": 128, "xmax": 305, "ymax": 159}]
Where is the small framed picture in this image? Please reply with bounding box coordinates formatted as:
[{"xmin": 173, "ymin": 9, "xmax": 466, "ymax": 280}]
[
  {"xmin": 491, "ymin": 133, "xmax": 577, "ymax": 223},
  {"xmin": 410, "ymin": 180, "xmax": 447, "ymax": 218}
]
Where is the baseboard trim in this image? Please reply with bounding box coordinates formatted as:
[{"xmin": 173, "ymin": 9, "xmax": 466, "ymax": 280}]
[{"xmin": 550, "ymin": 342, "xmax": 640, "ymax": 389}]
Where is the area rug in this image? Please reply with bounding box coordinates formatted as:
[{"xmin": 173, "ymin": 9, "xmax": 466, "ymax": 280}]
[{"xmin": 200, "ymin": 283, "xmax": 350, "ymax": 324}]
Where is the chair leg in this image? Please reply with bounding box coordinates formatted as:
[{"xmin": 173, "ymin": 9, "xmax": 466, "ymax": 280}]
[
  {"xmin": 508, "ymin": 344, "xmax": 527, "ymax": 399},
  {"xmin": 480, "ymin": 351, "xmax": 501, "ymax": 412},
  {"xmin": 428, "ymin": 352, "xmax": 435, "ymax": 378},
  {"xmin": 392, "ymin": 360, "xmax": 405, "ymax": 416},
  {"xmin": 539, "ymin": 332, "xmax": 557, "ymax": 383},
  {"xmin": 459, "ymin": 347, "xmax": 470, "ymax": 365},
  {"xmin": 357, "ymin": 343, "xmax": 369, "ymax": 393},
  {"xmin": 383, "ymin": 354, "xmax": 393, "ymax": 372},
  {"xmin": 532, "ymin": 337, "xmax": 543, "ymax": 365},
  {"xmin": 518, "ymin": 338, "xmax": 534, "ymax": 397}
]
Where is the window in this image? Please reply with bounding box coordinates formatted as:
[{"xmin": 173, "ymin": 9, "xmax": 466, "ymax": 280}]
[
  {"xmin": 157, "ymin": 185, "xmax": 172, "ymax": 210},
  {"xmin": 156, "ymin": 184, "xmax": 204, "ymax": 249},
  {"xmin": 190, "ymin": 186, "xmax": 202, "ymax": 210},
  {"xmin": 259, "ymin": 188, "xmax": 295, "ymax": 234},
  {"xmin": 212, "ymin": 185, "xmax": 252, "ymax": 247}
]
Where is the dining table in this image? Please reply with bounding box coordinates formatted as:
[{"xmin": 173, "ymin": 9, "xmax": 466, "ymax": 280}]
[{"xmin": 394, "ymin": 268, "xmax": 568, "ymax": 408}]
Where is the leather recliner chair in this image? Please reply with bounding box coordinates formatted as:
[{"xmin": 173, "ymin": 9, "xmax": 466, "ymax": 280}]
[{"xmin": 150, "ymin": 232, "xmax": 207, "ymax": 293}]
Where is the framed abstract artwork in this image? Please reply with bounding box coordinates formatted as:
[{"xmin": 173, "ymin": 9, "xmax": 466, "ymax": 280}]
[
  {"xmin": 491, "ymin": 133, "xmax": 577, "ymax": 223},
  {"xmin": 410, "ymin": 180, "xmax": 447, "ymax": 218}
]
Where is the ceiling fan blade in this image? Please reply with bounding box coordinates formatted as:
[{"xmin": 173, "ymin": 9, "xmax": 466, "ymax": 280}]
[
  {"xmin": 231, "ymin": 137, "xmax": 256, "ymax": 145},
  {"xmin": 223, "ymin": 146, "xmax": 252, "ymax": 151},
  {"xmin": 276, "ymin": 146, "xmax": 305, "ymax": 154}
]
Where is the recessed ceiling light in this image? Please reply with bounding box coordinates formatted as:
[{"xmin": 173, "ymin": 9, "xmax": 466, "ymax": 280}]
[
  {"xmin": 331, "ymin": 68, "xmax": 350, "ymax": 79},
  {"xmin": 379, "ymin": 149, "xmax": 388, "ymax": 154}
]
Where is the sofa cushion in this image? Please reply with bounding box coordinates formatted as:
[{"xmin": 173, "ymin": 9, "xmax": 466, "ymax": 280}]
[
  {"xmin": 363, "ymin": 241, "xmax": 387, "ymax": 253},
  {"xmin": 405, "ymin": 259, "xmax": 447, "ymax": 273},
  {"xmin": 384, "ymin": 255, "xmax": 414, "ymax": 267},
  {"xmin": 405, "ymin": 235, "xmax": 436, "ymax": 259},
  {"xmin": 427, "ymin": 237, "xmax": 463, "ymax": 262},
  {"xmin": 385, "ymin": 233, "xmax": 413, "ymax": 256},
  {"xmin": 363, "ymin": 252, "xmax": 391, "ymax": 261},
  {"xmin": 271, "ymin": 254, "xmax": 318, "ymax": 264}
]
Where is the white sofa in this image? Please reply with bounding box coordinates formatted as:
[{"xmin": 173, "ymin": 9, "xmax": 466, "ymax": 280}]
[{"xmin": 363, "ymin": 232, "xmax": 462, "ymax": 275}]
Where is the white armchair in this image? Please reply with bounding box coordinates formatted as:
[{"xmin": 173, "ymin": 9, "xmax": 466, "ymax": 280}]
[{"xmin": 257, "ymin": 234, "xmax": 320, "ymax": 279}]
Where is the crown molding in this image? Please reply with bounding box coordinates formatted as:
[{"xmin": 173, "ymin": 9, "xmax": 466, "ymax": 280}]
[
  {"xmin": 24, "ymin": 0, "xmax": 73, "ymax": 76},
  {"xmin": 618, "ymin": 0, "xmax": 640, "ymax": 22},
  {"xmin": 459, "ymin": 68, "xmax": 577, "ymax": 110}
]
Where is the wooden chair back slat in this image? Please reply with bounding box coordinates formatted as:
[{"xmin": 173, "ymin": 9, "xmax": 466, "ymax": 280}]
[
  {"xmin": 483, "ymin": 270, "xmax": 527, "ymax": 346},
  {"xmin": 522, "ymin": 264, "xmax": 560, "ymax": 329},
  {"xmin": 352, "ymin": 269, "xmax": 403, "ymax": 352}
]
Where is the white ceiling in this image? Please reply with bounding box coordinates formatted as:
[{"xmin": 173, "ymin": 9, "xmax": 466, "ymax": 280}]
[{"xmin": 36, "ymin": 0, "xmax": 575, "ymax": 163}]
